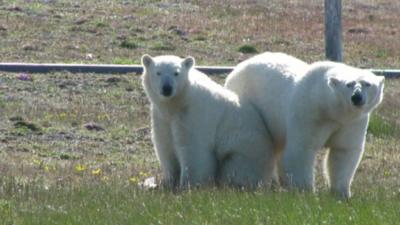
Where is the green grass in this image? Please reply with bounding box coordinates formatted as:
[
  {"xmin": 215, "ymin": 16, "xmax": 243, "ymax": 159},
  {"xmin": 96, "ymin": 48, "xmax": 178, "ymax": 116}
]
[
  {"xmin": 375, "ymin": 49, "xmax": 388, "ymax": 59},
  {"xmin": 368, "ymin": 114, "xmax": 399, "ymax": 138},
  {"xmin": 0, "ymin": 178, "xmax": 399, "ymax": 225},
  {"xmin": 112, "ymin": 57, "xmax": 137, "ymax": 65},
  {"xmin": 237, "ymin": 44, "xmax": 258, "ymax": 54},
  {"xmin": 1, "ymin": 73, "xmax": 400, "ymax": 224},
  {"xmin": 1, "ymin": 0, "xmax": 400, "ymax": 223},
  {"xmin": 119, "ymin": 39, "xmax": 139, "ymax": 49},
  {"xmin": 150, "ymin": 41, "xmax": 176, "ymax": 51}
]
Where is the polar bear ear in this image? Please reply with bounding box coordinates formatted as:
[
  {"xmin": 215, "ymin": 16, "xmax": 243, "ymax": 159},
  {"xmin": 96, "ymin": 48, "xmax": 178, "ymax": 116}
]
[
  {"xmin": 182, "ymin": 56, "xmax": 195, "ymax": 69},
  {"xmin": 378, "ymin": 76, "xmax": 385, "ymax": 92},
  {"xmin": 378, "ymin": 75, "xmax": 385, "ymax": 84},
  {"xmin": 141, "ymin": 54, "xmax": 154, "ymax": 68},
  {"xmin": 328, "ymin": 77, "xmax": 341, "ymax": 88}
]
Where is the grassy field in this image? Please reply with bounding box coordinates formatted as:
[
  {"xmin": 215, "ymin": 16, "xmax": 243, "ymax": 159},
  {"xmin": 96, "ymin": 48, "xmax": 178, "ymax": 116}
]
[
  {"xmin": 1, "ymin": 0, "xmax": 400, "ymax": 224},
  {"xmin": 1, "ymin": 183, "xmax": 399, "ymax": 225},
  {"xmin": 1, "ymin": 72, "xmax": 399, "ymax": 224},
  {"xmin": 1, "ymin": 0, "xmax": 400, "ymax": 67}
]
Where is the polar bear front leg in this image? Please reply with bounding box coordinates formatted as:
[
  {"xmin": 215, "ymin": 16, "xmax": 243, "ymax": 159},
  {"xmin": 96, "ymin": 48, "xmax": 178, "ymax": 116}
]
[
  {"xmin": 282, "ymin": 115, "xmax": 335, "ymax": 192},
  {"xmin": 325, "ymin": 146, "xmax": 364, "ymax": 199},
  {"xmin": 152, "ymin": 113, "xmax": 180, "ymax": 189},
  {"xmin": 326, "ymin": 118, "xmax": 368, "ymax": 198}
]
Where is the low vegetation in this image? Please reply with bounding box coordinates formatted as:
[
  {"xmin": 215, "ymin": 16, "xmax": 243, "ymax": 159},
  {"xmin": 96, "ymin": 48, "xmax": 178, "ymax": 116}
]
[
  {"xmin": 0, "ymin": 0, "xmax": 399, "ymax": 67},
  {"xmin": 0, "ymin": 72, "xmax": 399, "ymax": 224},
  {"xmin": 0, "ymin": 0, "xmax": 399, "ymax": 224}
]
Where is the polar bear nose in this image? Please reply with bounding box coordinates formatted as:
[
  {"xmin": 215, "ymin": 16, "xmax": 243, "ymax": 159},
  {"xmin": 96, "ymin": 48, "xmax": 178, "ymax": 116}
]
[
  {"xmin": 351, "ymin": 92, "xmax": 364, "ymax": 106},
  {"xmin": 161, "ymin": 84, "xmax": 173, "ymax": 97}
]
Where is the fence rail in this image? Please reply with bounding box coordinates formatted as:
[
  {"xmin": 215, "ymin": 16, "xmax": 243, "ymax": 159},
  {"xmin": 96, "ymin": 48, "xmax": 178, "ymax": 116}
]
[
  {"xmin": 0, "ymin": 63, "xmax": 232, "ymax": 75},
  {"xmin": 0, "ymin": 63, "xmax": 399, "ymax": 78}
]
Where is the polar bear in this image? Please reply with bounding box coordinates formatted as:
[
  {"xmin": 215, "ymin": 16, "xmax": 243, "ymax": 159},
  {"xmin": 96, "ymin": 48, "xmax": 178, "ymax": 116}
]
[
  {"xmin": 225, "ymin": 52, "xmax": 385, "ymax": 198},
  {"xmin": 141, "ymin": 54, "xmax": 274, "ymax": 189}
]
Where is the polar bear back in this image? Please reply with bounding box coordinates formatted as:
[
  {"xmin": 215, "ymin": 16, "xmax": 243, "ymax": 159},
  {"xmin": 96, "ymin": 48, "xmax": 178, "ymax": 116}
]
[
  {"xmin": 225, "ymin": 52, "xmax": 309, "ymax": 148},
  {"xmin": 189, "ymin": 69, "xmax": 240, "ymax": 105}
]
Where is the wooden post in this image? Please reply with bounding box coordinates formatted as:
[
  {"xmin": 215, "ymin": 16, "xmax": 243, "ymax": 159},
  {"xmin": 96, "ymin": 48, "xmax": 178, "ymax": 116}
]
[{"xmin": 325, "ymin": 0, "xmax": 343, "ymax": 62}]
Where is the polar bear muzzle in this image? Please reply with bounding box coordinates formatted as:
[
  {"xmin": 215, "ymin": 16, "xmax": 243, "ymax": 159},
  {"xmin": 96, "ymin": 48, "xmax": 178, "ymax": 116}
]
[
  {"xmin": 162, "ymin": 84, "xmax": 173, "ymax": 97},
  {"xmin": 351, "ymin": 90, "xmax": 365, "ymax": 106}
]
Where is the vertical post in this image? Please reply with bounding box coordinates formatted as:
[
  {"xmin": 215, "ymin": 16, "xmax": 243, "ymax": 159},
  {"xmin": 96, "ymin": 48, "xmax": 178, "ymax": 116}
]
[{"xmin": 325, "ymin": 0, "xmax": 343, "ymax": 62}]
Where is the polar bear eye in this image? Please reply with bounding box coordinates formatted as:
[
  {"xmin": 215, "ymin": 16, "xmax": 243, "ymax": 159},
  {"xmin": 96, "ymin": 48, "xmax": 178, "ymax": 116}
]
[
  {"xmin": 346, "ymin": 81, "xmax": 356, "ymax": 88},
  {"xmin": 363, "ymin": 82, "xmax": 371, "ymax": 87},
  {"xmin": 174, "ymin": 72, "xmax": 179, "ymax": 76},
  {"xmin": 156, "ymin": 72, "xmax": 161, "ymax": 76}
]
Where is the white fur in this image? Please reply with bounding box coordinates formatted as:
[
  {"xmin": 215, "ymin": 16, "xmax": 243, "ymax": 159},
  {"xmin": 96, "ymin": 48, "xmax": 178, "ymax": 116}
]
[
  {"xmin": 142, "ymin": 54, "xmax": 274, "ymax": 189},
  {"xmin": 225, "ymin": 52, "xmax": 385, "ymax": 198}
]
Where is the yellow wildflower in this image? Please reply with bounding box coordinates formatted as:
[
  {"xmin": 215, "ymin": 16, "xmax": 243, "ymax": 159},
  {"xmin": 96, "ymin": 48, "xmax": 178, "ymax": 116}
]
[
  {"xmin": 59, "ymin": 112, "xmax": 67, "ymax": 119},
  {"xmin": 129, "ymin": 177, "xmax": 139, "ymax": 184},
  {"xmin": 91, "ymin": 168, "xmax": 101, "ymax": 175},
  {"xmin": 139, "ymin": 171, "xmax": 149, "ymax": 177},
  {"xmin": 75, "ymin": 164, "xmax": 87, "ymax": 172},
  {"xmin": 33, "ymin": 159, "xmax": 42, "ymax": 166}
]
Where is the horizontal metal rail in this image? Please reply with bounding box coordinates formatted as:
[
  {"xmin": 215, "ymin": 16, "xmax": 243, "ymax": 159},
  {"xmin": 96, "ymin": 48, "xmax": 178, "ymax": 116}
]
[
  {"xmin": 0, "ymin": 63, "xmax": 232, "ymax": 75},
  {"xmin": 370, "ymin": 69, "xmax": 400, "ymax": 78},
  {"xmin": 0, "ymin": 62, "xmax": 399, "ymax": 78}
]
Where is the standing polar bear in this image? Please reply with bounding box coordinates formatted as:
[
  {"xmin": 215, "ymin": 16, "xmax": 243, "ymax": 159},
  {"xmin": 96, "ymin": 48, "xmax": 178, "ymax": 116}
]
[
  {"xmin": 225, "ymin": 52, "xmax": 385, "ymax": 198},
  {"xmin": 141, "ymin": 54, "xmax": 274, "ymax": 189}
]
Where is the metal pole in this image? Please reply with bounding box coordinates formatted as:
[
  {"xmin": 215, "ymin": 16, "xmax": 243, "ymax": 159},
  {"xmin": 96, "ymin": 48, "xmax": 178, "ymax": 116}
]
[{"xmin": 325, "ymin": 0, "xmax": 343, "ymax": 62}]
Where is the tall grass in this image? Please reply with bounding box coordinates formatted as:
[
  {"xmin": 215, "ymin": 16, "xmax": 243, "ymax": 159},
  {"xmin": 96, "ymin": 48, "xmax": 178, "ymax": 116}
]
[
  {"xmin": 368, "ymin": 114, "xmax": 399, "ymax": 138},
  {"xmin": 1, "ymin": 176, "xmax": 399, "ymax": 225}
]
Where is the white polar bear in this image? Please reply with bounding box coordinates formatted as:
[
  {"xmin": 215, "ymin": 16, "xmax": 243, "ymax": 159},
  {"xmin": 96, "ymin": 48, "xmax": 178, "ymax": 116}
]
[
  {"xmin": 141, "ymin": 54, "xmax": 274, "ymax": 189},
  {"xmin": 225, "ymin": 52, "xmax": 385, "ymax": 198}
]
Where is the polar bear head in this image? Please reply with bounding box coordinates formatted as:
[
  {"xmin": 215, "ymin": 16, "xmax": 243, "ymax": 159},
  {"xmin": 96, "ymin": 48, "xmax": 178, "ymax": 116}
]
[
  {"xmin": 141, "ymin": 54, "xmax": 194, "ymax": 102},
  {"xmin": 327, "ymin": 64, "xmax": 385, "ymax": 113}
]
